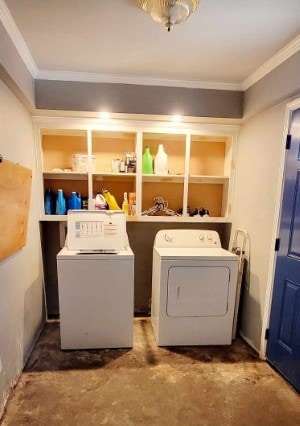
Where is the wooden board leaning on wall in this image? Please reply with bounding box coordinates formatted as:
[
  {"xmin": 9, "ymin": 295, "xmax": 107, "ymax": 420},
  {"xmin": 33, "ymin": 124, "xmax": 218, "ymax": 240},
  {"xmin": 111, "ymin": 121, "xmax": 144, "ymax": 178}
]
[{"xmin": 0, "ymin": 156, "xmax": 32, "ymax": 261}]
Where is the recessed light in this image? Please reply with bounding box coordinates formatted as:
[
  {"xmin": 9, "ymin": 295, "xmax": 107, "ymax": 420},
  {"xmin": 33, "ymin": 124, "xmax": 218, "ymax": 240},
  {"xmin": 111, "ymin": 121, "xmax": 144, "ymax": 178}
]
[
  {"xmin": 99, "ymin": 111, "xmax": 110, "ymax": 119},
  {"xmin": 172, "ymin": 115, "xmax": 182, "ymax": 122}
]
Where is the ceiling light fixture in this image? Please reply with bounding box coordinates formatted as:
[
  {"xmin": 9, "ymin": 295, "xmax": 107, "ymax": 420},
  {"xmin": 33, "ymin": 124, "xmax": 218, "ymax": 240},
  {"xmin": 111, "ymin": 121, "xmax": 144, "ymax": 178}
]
[{"xmin": 139, "ymin": 0, "xmax": 199, "ymax": 32}]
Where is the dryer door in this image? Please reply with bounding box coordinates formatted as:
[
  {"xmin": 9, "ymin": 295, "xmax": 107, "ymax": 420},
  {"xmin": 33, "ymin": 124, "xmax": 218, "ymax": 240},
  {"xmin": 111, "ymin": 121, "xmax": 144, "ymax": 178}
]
[{"xmin": 166, "ymin": 266, "xmax": 230, "ymax": 317}]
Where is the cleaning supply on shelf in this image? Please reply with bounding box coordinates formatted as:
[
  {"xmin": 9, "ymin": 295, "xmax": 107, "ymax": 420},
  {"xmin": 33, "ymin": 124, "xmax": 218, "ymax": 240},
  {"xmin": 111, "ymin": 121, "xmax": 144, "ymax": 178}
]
[
  {"xmin": 68, "ymin": 192, "xmax": 81, "ymax": 210},
  {"xmin": 122, "ymin": 192, "xmax": 129, "ymax": 215},
  {"xmin": 154, "ymin": 144, "xmax": 168, "ymax": 174},
  {"xmin": 142, "ymin": 146, "xmax": 153, "ymax": 174},
  {"xmin": 129, "ymin": 192, "xmax": 136, "ymax": 216},
  {"xmin": 102, "ymin": 189, "xmax": 121, "ymax": 210},
  {"xmin": 95, "ymin": 193, "xmax": 108, "ymax": 210},
  {"xmin": 56, "ymin": 189, "xmax": 66, "ymax": 215},
  {"xmin": 44, "ymin": 188, "xmax": 54, "ymax": 215}
]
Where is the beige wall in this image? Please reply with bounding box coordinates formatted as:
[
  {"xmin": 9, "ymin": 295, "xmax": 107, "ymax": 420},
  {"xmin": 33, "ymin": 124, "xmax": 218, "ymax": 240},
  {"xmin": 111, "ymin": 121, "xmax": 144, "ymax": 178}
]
[
  {"xmin": 231, "ymin": 103, "xmax": 287, "ymax": 351},
  {"xmin": 0, "ymin": 80, "xmax": 44, "ymax": 417}
]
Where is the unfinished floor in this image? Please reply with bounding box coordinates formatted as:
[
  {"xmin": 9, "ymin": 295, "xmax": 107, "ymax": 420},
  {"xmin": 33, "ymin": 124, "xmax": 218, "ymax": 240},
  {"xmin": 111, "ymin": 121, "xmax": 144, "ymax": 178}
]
[{"xmin": 1, "ymin": 318, "xmax": 299, "ymax": 426}]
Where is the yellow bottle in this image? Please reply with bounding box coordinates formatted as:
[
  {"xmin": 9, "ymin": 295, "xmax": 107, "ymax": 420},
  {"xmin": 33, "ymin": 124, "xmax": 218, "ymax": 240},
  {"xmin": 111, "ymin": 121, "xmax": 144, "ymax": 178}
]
[{"xmin": 122, "ymin": 192, "xmax": 129, "ymax": 216}]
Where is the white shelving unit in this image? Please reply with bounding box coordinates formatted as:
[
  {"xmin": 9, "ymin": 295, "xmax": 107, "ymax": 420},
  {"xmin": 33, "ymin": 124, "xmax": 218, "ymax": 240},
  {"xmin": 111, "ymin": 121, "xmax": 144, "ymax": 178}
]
[{"xmin": 34, "ymin": 116, "xmax": 239, "ymax": 223}]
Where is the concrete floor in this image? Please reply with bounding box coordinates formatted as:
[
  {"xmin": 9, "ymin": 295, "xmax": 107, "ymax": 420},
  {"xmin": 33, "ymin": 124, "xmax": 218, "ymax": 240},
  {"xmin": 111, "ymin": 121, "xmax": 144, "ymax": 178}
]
[{"xmin": 1, "ymin": 318, "xmax": 299, "ymax": 426}]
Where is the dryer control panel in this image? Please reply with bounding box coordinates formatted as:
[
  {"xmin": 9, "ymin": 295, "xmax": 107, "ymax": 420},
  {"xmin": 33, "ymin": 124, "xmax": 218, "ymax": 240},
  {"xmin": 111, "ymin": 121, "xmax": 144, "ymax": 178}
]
[{"xmin": 154, "ymin": 230, "xmax": 221, "ymax": 248}]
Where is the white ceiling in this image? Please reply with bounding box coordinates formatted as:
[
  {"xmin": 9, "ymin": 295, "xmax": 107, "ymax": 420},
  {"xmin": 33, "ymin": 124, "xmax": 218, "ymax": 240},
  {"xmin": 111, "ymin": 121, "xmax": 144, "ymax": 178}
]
[{"xmin": 3, "ymin": 0, "xmax": 300, "ymax": 88}]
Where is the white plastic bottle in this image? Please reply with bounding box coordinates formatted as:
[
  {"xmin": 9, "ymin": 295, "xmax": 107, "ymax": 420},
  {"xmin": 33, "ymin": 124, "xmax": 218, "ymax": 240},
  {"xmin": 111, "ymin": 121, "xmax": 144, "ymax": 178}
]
[{"xmin": 154, "ymin": 144, "xmax": 168, "ymax": 175}]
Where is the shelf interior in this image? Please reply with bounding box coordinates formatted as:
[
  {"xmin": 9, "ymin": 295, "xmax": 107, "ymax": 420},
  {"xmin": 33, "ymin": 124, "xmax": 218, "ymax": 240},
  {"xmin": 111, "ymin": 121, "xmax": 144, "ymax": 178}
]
[
  {"xmin": 143, "ymin": 133, "xmax": 186, "ymax": 175},
  {"xmin": 188, "ymin": 183, "xmax": 225, "ymax": 217},
  {"xmin": 190, "ymin": 139, "xmax": 227, "ymax": 176},
  {"xmin": 41, "ymin": 133, "xmax": 87, "ymax": 172},
  {"xmin": 142, "ymin": 181, "xmax": 184, "ymax": 215},
  {"xmin": 92, "ymin": 131, "xmax": 136, "ymax": 173}
]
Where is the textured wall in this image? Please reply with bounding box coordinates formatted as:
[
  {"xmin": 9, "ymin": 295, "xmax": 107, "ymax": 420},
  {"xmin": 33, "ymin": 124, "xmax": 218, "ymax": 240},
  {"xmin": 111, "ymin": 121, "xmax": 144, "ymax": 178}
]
[
  {"xmin": 231, "ymin": 103, "xmax": 286, "ymax": 351},
  {"xmin": 0, "ymin": 81, "xmax": 44, "ymax": 418}
]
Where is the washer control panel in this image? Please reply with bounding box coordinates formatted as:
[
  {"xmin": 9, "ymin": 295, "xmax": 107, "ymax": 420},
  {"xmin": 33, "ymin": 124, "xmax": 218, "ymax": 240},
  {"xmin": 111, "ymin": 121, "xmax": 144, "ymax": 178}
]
[{"xmin": 155, "ymin": 230, "xmax": 221, "ymax": 248}]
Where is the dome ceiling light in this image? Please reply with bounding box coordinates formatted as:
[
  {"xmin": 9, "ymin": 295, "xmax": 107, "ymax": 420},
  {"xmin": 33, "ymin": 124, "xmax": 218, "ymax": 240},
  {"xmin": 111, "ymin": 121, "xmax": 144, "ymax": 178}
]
[{"xmin": 139, "ymin": 0, "xmax": 200, "ymax": 32}]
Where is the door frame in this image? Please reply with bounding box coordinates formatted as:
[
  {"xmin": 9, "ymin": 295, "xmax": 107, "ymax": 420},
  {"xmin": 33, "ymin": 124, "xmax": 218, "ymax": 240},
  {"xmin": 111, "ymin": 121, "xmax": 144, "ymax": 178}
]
[{"xmin": 260, "ymin": 97, "xmax": 300, "ymax": 359}]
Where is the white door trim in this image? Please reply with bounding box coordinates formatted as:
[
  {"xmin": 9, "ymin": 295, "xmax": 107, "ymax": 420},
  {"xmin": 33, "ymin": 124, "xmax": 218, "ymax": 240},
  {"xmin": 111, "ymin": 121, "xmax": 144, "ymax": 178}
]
[{"xmin": 260, "ymin": 97, "xmax": 300, "ymax": 359}]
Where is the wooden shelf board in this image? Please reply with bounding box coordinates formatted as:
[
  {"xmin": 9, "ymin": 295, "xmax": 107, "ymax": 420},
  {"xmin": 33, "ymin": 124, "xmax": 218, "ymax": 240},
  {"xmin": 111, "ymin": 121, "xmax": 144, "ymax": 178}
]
[
  {"xmin": 43, "ymin": 171, "xmax": 88, "ymax": 180},
  {"xmin": 40, "ymin": 215, "xmax": 230, "ymax": 223},
  {"xmin": 189, "ymin": 175, "xmax": 229, "ymax": 184},
  {"xmin": 142, "ymin": 174, "xmax": 184, "ymax": 183},
  {"xmin": 93, "ymin": 173, "xmax": 136, "ymax": 182}
]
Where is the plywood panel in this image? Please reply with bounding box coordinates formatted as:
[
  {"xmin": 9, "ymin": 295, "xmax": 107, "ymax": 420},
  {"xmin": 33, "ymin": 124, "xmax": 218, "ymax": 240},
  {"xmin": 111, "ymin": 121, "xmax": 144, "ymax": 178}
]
[
  {"xmin": 190, "ymin": 141, "xmax": 226, "ymax": 175},
  {"xmin": 0, "ymin": 159, "xmax": 32, "ymax": 261},
  {"xmin": 42, "ymin": 135, "xmax": 87, "ymax": 171},
  {"xmin": 142, "ymin": 135, "xmax": 186, "ymax": 175},
  {"xmin": 188, "ymin": 183, "xmax": 224, "ymax": 217},
  {"xmin": 142, "ymin": 182, "xmax": 184, "ymax": 214}
]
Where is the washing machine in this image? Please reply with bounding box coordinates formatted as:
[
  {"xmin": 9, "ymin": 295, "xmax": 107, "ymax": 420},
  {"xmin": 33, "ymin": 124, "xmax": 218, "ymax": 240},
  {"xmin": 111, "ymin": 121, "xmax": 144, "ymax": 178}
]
[
  {"xmin": 57, "ymin": 210, "xmax": 134, "ymax": 350},
  {"xmin": 151, "ymin": 230, "xmax": 239, "ymax": 346}
]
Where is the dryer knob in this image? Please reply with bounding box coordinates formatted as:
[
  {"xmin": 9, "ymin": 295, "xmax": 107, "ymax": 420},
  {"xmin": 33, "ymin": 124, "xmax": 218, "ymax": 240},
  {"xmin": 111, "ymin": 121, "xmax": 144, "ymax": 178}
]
[
  {"xmin": 199, "ymin": 234, "xmax": 205, "ymax": 241},
  {"xmin": 207, "ymin": 234, "xmax": 212, "ymax": 241},
  {"xmin": 165, "ymin": 233, "xmax": 173, "ymax": 242}
]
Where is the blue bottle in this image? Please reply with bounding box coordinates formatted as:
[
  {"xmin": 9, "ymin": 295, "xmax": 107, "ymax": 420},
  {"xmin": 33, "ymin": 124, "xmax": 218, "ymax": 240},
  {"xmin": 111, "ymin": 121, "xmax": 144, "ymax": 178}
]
[
  {"xmin": 44, "ymin": 188, "xmax": 54, "ymax": 215},
  {"xmin": 68, "ymin": 192, "xmax": 81, "ymax": 210},
  {"xmin": 56, "ymin": 189, "xmax": 66, "ymax": 215}
]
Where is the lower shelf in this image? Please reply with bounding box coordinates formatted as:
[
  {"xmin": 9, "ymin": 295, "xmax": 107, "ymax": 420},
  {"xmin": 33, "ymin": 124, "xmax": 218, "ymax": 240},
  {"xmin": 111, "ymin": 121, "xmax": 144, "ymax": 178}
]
[{"xmin": 41, "ymin": 215, "xmax": 231, "ymax": 223}]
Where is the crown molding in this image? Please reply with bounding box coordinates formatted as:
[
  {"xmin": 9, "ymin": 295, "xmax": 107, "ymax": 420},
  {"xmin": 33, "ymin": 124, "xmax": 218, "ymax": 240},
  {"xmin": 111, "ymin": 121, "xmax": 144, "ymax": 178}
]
[
  {"xmin": 242, "ymin": 35, "xmax": 300, "ymax": 91},
  {"xmin": 36, "ymin": 69, "xmax": 243, "ymax": 91},
  {"xmin": 0, "ymin": 0, "xmax": 38, "ymax": 77}
]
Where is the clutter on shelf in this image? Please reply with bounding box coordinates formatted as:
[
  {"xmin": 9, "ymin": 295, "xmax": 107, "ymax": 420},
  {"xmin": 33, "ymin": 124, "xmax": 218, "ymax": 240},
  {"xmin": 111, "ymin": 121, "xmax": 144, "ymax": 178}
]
[
  {"xmin": 72, "ymin": 154, "xmax": 95, "ymax": 173},
  {"xmin": 111, "ymin": 152, "xmax": 136, "ymax": 173},
  {"xmin": 142, "ymin": 196, "xmax": 179, "ymax": 216},
  {"xmin": 189, "ymin": 207, "xmax": 210, "ymax": 217}
]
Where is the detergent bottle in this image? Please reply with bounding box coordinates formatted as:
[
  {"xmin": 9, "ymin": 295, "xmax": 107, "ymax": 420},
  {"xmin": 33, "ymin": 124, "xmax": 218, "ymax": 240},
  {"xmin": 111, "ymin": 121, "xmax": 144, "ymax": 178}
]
[
  {"xmin": 122, "ymin": 192, "xmax": 129, "ymax": 216},
  {"xmin": 95, "ymin": 193, "xmax": 108, "ymax": 210}
]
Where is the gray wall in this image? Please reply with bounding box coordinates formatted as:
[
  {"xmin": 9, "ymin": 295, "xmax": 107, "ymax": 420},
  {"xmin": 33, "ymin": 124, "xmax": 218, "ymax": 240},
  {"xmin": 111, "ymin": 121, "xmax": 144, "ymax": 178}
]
[
  {"xmin": 243, "ymin": 51, "xmax": 300, "ymax": 120},
  {"xmin": 0, "ymin": 21, "xmax": 35, "ymax": 107},
  {"xmin": 35, "ymin": 79, "xmax": 243, "ymax": 118}
]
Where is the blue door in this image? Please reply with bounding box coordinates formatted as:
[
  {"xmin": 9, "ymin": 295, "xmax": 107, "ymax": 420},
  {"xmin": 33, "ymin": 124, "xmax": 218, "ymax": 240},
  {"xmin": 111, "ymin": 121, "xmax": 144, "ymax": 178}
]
[{"xmin": 266, "ymin": 108, "xmax": 300, "ymax": 391}]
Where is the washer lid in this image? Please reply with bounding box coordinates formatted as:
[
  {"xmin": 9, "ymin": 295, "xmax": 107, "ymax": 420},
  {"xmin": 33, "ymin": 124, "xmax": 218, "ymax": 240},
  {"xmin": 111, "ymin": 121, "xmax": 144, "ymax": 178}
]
[
  {"xmin": 57, "ymin": 246, "xmax": 134, "ymax": 260},
  {"xmin": 154, "ymin": 247, "xmax": 239, "ymax": 261}
]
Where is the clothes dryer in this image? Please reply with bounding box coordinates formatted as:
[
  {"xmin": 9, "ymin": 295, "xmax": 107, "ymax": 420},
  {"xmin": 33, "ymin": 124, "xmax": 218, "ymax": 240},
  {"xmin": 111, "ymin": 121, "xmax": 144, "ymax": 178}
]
[{"xmin": 151, "ymin": 230, "xmax": 239, "ymax": 346}]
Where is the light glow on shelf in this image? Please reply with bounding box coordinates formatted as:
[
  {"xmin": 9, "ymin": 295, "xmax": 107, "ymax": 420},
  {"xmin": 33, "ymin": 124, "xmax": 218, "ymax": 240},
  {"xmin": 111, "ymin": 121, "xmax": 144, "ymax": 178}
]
[
  {"xmin": 171, "ymin": 115, "xmax": 182, "ymax": 122},
  {"xmin": 98, "ymin": 111, "xmax": 111, "ymax": 119}
]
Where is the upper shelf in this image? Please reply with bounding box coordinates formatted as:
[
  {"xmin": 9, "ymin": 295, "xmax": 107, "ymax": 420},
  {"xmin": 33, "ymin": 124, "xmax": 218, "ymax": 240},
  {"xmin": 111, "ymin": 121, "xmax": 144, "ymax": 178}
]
[
  {"xmin": 142, "ymin": 174, "xmax": 185, "ymax": 183},
  {"xmin": 43, "ymin": 171, "xmax": 88, "ymax": 180},
  {"xmin": 93, "ymin": 172, "xmax": 136, "ymax": 182},
  {"xmin": 189, "ymin": 175, "xmax": 229, "ymax": 184}
]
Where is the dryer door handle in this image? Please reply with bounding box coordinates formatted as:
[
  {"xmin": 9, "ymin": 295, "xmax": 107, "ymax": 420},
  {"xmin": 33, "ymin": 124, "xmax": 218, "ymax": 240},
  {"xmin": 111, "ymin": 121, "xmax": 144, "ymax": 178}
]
[{"xmin": 176, "ymin": 285, "xmax": 180, "ymax": 299}]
